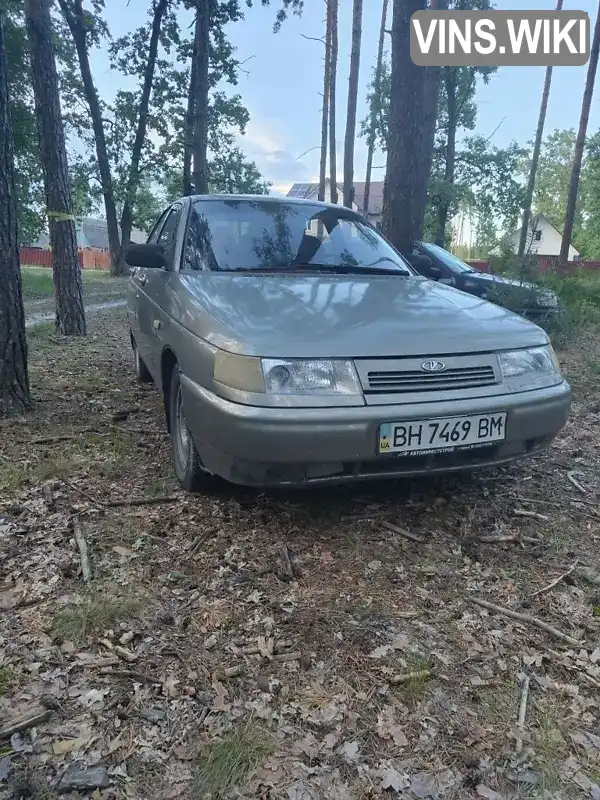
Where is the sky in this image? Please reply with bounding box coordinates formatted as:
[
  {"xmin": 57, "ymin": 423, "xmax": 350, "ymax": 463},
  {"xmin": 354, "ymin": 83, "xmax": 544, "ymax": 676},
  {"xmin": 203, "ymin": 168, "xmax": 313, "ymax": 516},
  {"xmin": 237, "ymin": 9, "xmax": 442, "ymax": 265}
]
[{"xmin": 90, "ymin": 0, "xmax": 600, "ymax": 197}]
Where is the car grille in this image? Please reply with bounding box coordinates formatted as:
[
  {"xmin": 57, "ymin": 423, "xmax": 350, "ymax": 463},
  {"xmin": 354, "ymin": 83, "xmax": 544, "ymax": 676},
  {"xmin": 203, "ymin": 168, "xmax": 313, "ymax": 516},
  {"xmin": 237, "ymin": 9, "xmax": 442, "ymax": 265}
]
[{"xmin": 366, "ymin": 365, "xmax": 497, "ymax": 394}]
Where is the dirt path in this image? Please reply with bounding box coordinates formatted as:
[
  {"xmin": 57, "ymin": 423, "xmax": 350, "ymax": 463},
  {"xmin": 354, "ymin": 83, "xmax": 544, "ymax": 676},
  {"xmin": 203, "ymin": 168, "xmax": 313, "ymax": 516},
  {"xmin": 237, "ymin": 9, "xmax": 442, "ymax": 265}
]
[
  {"xmin": 25, "ymin": 299, "xmax": 126, "ymax": 328},
  {"xmin": 1, "ymin": 310, "xmax": 600, "ymax": 799}
]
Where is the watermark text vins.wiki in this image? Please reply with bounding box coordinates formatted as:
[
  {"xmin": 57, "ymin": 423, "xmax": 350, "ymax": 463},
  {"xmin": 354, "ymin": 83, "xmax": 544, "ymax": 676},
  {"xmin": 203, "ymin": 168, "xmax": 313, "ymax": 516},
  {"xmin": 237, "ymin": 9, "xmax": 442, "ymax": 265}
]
[{"xmin": 410, "ymin": 10, "xmax": 589, "ymax": 67}]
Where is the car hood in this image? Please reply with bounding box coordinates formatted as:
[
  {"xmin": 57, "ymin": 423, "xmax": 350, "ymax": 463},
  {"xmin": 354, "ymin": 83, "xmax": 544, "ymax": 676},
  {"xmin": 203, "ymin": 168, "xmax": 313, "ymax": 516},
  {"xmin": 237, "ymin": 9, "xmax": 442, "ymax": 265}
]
[
  {"xmin": 473, "ymin": 273, "xmax": 543, "ymax": 293},
  {"xmin": 177, "ymin": 273, "xmax": 549, "ymax": 358}
]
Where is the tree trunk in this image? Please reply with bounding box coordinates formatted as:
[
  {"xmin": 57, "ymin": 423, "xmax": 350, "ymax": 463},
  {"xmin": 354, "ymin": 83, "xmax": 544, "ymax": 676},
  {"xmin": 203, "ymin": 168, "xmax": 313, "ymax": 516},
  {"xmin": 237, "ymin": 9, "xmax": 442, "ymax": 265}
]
[
  {"xmin": 434, "ymin": 66, "xmax": 456, "ymax": 246},
  {"xmin": 318, "ymin": 0, "xmax": 332, "ymax": 202},
  {"xmin": 343, "ymin": 0, "xmax": 363, "ymax": 208},
  {"xmin": 329, "ymin": 0, "xmax": 338, "ymax": 204},
  {"xmin": 58, "ymin": 0, "xmax": 121, "ymax": 274},
  {"xmin": 517, "ymin": 64, "xmax": 555, "ymax": 257},
  {"xmin": 0, "ymin": 11, "xmax": 31, "ymax": 413},
  {"xmin": 560, "ymin": 0, "xmax": 600, "ymax": 265},
  {"xmin": 414, "ymin": 0, "xmax": 446, "ymax": 238},
  {"xmin": 183, "ymin": 39, "xmax": 198, "ymax": 197},
  {"xmin": 363, "ymin": 0, "xmax": 388, "ymax": 216},
  {"xmin": 381, "ymin": 0, "xmax": 427, "ymax": 255},
  {"xmin": 191, "ymin": 0, "xmax": 210, "ymax": 195},
  {"xmin": 518, "ymin": 0, "xmax": 563, "ymax": 257},
  {"xmin": 25, "ymin": 0, "xmax": 85, "ymax": 335},
  {"xmin": 116, "ymin": 0, "xmax": 169, "ymax": 274}
]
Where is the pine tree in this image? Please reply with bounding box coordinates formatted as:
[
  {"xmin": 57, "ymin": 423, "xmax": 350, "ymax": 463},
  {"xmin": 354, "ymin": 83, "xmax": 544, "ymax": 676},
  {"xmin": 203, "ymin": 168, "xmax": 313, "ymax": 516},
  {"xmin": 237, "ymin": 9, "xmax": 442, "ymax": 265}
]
[
  {"xmin": 0, "ymin": 10, "xmax": 31, "ymax": 413},
  {"xmin": 25, "ymin": 0, "xmax": 86, "ymax": 335}
]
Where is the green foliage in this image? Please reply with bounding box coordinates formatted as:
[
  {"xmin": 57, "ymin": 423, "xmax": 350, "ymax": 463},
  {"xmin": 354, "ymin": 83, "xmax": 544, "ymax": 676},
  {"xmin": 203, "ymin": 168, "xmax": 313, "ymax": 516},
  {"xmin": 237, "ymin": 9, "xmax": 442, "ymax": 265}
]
[
  {"xmin": 209, "ymin": 145, "xmax": 271, "ymax": 194},
  {"xmin": 517, "ymin": 128, "xmax": 600, "ymax": 259},
  {"xmin": 520, "ymin": 129, "xmax": 579, "ymax": 236}
]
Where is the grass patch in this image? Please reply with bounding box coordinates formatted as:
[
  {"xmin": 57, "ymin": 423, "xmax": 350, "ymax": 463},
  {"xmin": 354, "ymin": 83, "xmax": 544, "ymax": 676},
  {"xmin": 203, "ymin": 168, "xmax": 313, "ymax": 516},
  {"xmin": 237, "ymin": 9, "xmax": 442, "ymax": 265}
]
[
  {"xmin": 0, "ymin": 456, "xmax": 83, "ymax": 492},
  {"xmin": 52, "ymin": 592, "xmax": 144, "ymax": 643},
  {"xmin": 21, "ymin": 267, "xmax": 121, "ymax": 302},
  {"xmin": 195, "ymin": 725, "xmax": 275, "ymax": 797},
  {"xmin": 20, "ymin": 267, "xmax": 55, "ymax": 300},
  {"xmin": 27, "ymin": 321, "xmax": 56, "ymax": 340},
  {"xmin": 531, "ymin": 709, "xmax": 567, "ymax": 797},
  {"xmin": 395, "ymin": 653, "xmax": 433, "ymax": 706},
  {"xmin": 0, "ymin": 665, "xmax": 15, "ymax": 695},
  {"xmin": 145, "ymin": 475, "xmax": 177, "ymax": 497}
]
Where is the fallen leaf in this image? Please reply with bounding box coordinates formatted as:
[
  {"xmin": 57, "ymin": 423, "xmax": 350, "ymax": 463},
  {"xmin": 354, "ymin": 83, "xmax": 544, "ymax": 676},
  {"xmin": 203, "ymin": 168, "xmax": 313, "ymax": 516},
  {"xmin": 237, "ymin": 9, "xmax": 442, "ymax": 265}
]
[
  {"xmin": 53, "ymin": 738, "xmax": 89, "ymax": 755},
  {"xmin": 0, "ymin": 756, "xmax": 11, "ymax": 782},
  {"xmin": 339, "ymin": 740, "xmax": 360, "ymax": 762},
  {"xmin": 112, "ymin": 546, "xmax": 136, "ymax": 557},
  {"xmin": 377, "ymin": 766, "xmax": 410, "ymax": 792},
  {"xmin": 369, "ymin": 645, "xmax": 391, "ymax": 659},
  {"xmin": 377, "ymin": 706, "xmax": 408, "ymax": 748},
  {"xmin": 477, "ymin": 786, "xmax": 504, "ymax": 800},
  {"xmin": 410, "ymin": 773, "xmax": 437, "ymax": 799}
]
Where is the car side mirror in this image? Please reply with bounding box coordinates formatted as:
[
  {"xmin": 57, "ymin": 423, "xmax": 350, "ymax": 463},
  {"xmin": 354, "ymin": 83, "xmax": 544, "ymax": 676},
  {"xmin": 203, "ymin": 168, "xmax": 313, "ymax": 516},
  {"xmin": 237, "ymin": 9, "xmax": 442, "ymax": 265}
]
[
  {"xmin": 125, "ymin": 243, "xmax": 167, "ymax": 269},
  {"xmin": 407, "ymin": 254, "xmax": 440, "ymax": 278}
]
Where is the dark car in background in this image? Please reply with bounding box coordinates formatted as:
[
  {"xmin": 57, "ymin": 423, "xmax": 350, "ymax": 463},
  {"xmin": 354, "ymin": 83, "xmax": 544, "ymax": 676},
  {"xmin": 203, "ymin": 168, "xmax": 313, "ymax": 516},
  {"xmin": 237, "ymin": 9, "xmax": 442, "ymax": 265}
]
[{"xmin": 408, "ymin": 242, "xmax": 560, "ymax": 321}]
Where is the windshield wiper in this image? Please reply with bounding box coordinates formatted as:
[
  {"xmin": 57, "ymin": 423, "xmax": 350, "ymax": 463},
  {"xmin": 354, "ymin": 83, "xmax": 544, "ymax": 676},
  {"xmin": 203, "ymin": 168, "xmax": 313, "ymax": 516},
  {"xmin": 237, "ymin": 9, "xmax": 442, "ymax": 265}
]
[{"xmin": 289, "ymin": 262, "xmax": 411, "ymax": 276}]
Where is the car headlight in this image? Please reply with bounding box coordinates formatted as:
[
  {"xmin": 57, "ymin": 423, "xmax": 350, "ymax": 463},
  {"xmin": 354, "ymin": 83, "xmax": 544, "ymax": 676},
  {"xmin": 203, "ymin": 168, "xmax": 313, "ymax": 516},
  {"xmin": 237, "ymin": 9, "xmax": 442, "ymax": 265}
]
[
  {"xmin": 499, "ymin": 346, "xmax": 562, "ymax": 393},
  {"xmin": 261, "ymin": 358, "xmax": 361, "ymax": 395},
  {"xmin": 213, "ymin": 352, "xmax": 362, "ymax": 398}
]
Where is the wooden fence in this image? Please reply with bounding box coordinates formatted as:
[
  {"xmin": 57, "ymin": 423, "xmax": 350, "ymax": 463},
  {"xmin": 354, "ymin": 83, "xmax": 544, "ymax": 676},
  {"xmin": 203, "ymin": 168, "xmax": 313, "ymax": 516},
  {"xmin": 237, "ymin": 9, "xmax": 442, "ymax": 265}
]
[
  {"xmin": 20, "ymin": 247, "xmax": 111, "ymax": 270},
  {"xmin": 467, "ymin": 256, "xmax": 600, "ymax": 275}
]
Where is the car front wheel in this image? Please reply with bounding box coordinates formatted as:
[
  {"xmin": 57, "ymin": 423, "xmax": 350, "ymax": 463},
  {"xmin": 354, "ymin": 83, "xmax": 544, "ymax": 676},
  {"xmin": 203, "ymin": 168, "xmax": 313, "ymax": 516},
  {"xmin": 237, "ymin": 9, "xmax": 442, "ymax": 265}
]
[{"xmin": 169, "ymin": 366, "xmax": 206, "ymax": 492}]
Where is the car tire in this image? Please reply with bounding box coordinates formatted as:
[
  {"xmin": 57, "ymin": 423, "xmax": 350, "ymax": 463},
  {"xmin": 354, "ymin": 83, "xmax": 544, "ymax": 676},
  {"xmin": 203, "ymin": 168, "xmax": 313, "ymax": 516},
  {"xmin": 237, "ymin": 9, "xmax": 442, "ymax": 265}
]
[
  {"xmin": 169, "ymin": 365, "xmax": 207, "ymax": 492},
  {"xmin": 133, "ymin": 339, "xmax": 153, "ymax": 384}
]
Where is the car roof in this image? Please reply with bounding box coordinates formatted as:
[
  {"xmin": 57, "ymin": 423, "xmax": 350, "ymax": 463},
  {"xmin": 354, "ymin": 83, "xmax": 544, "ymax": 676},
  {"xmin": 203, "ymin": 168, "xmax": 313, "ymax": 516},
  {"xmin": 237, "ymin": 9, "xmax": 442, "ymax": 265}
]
[{"xmin": 187, "ymin": 193, "xmax": 358, "ymax": 214}]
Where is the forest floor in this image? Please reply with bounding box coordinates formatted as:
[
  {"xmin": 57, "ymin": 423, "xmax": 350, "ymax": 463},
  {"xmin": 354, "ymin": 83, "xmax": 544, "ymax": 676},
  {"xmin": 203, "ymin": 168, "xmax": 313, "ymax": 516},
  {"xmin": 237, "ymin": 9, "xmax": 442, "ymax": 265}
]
[{"xmin": 1, "ymin": 309, "xmax": 600, "ymax": 799}]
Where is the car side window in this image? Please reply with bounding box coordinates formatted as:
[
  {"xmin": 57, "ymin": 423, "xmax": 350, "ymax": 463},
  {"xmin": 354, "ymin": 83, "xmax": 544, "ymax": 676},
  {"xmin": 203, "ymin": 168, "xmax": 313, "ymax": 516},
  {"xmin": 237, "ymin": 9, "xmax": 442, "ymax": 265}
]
[
  {"xmin": 181, "ymin": 202, "xmax": 218, "ymax": 272},
  {"xmin": 147, "ymin": 209, "xmax": 170, "ymax": 244},
  {"xmin": 155, "ymin": 205, "xmax": 182, "ymax": 267}
]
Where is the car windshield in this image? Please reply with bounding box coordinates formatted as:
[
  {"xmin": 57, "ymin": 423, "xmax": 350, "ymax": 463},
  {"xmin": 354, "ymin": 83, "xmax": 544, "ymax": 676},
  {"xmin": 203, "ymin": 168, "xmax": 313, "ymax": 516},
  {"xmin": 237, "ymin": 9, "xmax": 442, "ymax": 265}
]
[
  {"xmin": 183, "ymin": 198, "xmax": 412, "ymax": 275},
  {"xmin": 421, "ymin": 243, "xmax": 476, "ymax": 274}
]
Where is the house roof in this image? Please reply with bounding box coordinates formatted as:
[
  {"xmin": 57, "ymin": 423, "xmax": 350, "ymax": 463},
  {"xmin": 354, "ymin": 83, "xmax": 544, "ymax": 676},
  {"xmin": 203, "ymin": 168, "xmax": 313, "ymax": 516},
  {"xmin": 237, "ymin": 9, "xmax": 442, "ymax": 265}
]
[
  {"xmin": 287, "ymin": 180, "xmax": 384, "ymax": 216},
  {"xmin": 28, "ymin": 218, "xmax": 147, "ymax": 250}
]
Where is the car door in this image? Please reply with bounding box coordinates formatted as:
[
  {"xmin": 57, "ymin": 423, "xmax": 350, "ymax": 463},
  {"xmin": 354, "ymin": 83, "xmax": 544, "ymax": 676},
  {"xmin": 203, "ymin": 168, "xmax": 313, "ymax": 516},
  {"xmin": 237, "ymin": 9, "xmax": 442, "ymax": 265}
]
[
  {"xmin": 129, "ymin": 207, "xmax": 169, "ymax": 361},
  {"xmin": 134, "ymin": 203, "xmax": 186, "ymax": 378}
]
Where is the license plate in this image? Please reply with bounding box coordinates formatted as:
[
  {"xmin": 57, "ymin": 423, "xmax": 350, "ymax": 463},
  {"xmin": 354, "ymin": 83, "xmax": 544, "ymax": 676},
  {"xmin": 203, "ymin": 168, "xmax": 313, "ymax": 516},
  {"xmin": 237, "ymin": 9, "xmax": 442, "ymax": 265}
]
[{"xmin": 378, "ymin": 412, "xmax": 507, "ymax": 456}]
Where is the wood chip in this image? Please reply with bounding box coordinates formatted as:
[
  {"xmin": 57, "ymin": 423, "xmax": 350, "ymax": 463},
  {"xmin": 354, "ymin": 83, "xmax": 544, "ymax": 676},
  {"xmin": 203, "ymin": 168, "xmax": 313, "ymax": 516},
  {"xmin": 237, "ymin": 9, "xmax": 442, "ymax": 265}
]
[
  {"xmin": 530, "ymin": 562, "xmax": 578, "ymax": 598},
  {"xmin": 469, "ymin": 597, "xmax": 580, "ymax": 646},
  {"xmin": 107, "ymin": 495, "xmax": 178, "ymax": 508},
  {"xmin": 114, "ymin": 645, "xmax": 138, "ymax": 663},
  {"xmin": 516, "ymin": 673, "xmax": 530, "ymax": 753},
  {"xmin": 280, "ymin": 544, "xmax": 296, "ymax": 580},
  {"xmin": 269, "ymin": 651, "xmax": 301, "ymax": 663},
  {"xmin": 514, "ymin": 509, "xmax": 550, "ymax": 521},
  {"xmin": 99, "ymin": 668, "xmax": 162, "ymax": 685},
  {"xmin": 567, "ymin": 471, "xmax": 587, "ymax": 494},
  {"xmin": 0, "ymin": 707, "xmax": 51, "ymax": 740},
  {"xmin": 73, "ymin": 515, "xmax": 92, "ymax": 582},
  {"xmin": 381, "ymin": 521, "xmax": 425, "ymax": 543}
]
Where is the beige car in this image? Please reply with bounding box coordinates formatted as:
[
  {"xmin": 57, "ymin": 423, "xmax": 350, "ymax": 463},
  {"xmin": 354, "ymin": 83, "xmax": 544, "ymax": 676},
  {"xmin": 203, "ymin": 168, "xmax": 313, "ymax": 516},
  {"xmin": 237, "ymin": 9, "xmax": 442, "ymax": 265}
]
[{"xmin": 126, "ymin": 195, "xmax": 571, "ymax": 490}]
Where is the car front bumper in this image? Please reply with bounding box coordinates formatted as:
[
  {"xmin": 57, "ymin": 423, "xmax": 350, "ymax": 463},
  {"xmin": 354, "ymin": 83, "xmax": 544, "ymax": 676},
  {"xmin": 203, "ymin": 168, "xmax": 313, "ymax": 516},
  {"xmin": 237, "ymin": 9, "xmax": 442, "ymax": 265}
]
[{"xmin": 180, "ymin": 376, "xmax": 571, "ymax": 487}]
